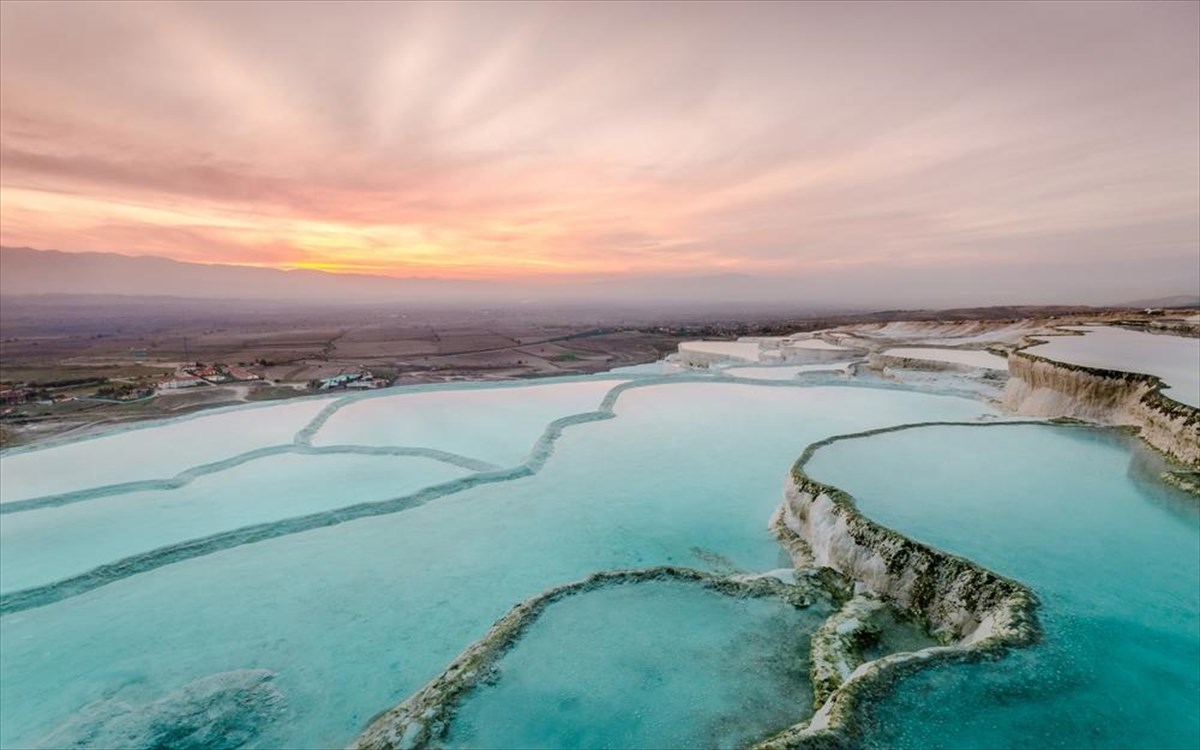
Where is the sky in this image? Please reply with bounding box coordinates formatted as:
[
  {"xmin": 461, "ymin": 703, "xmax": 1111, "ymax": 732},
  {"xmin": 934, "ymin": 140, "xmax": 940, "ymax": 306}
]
[{"xmin": 0, "ymin": 0, "xmax": 1198, "ymax": 303}]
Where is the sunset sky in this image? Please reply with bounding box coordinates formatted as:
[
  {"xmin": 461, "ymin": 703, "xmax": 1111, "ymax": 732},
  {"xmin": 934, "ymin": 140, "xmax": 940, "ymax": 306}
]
[{"xmin": 1, "ymin": 1, "xmax": 1197, "ymax": 296}]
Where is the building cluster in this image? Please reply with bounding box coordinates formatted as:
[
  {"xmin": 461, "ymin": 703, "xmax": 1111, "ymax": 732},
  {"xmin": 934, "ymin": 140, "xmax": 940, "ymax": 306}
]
[
  {"xmin": 158, "ymin": 363, "xmax": 261, "ymax": 391},
  {"xmin": 3, "ymin": 378, "xmax": 157, "ymax": 407},
  {"xmin": 0, "ymin": 387, "xmax": 41, "ymax": 406},
  {"xmin": 1, "ymin": 377, "xmax": 112, "ymax": 406},
  {"xmin": 314, "ymin": 371, "xmax": 385, "ymax": 391}
]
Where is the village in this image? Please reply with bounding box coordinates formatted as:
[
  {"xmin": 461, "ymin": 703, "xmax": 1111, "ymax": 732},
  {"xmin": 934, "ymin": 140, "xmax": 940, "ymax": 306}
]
[{"xmin": 0, "ymin": 360, "xmax": 387, "ymax": 410}]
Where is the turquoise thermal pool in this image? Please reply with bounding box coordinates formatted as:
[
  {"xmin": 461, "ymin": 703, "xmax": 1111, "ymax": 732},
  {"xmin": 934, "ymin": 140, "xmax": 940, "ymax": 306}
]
[
  {"xmin": 0, "ymin": 375, "xmax": 991, "ymax": 749},
  {"xmin": 445, "ymin": 579, "xmax": 827, "ymax": 750},
  {"xmin": 0, "ymin": 367, "xmax": 1195, "ymax": 750},
  {"xmin": 805, "ymin": 423, "xmax": 1200, "ymax": 749},
  {"xmin": 0, "ymin": 453, "xmax": 469, "ymax": 593}
]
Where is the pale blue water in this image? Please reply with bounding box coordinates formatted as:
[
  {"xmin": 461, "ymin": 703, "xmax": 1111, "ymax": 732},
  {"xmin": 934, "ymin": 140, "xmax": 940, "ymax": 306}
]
[
  {"xmin": 0, "ymin": 376, "xmax": 992, "ymax": 748},
  {"xmin": 806, "ymin": 425, "xmax": 1200, "ymax": 749},
  {"xmin": 447, "ymin": 581, "xmax": 828, "ymax": 750},
  {"xmin": 311, "ymin": 379, "xmax": 621, "ymax": 465},
  {"xmin": 1025, "ymin": 326, "xmax": 1200, "ymax": 407},
  {"xmin": 0, "ymin": 453, "xmax": 467, "ymax": 593},
  {"xmin": 0, "ymin": 398, "xmax": 337, "ymax": 503}
]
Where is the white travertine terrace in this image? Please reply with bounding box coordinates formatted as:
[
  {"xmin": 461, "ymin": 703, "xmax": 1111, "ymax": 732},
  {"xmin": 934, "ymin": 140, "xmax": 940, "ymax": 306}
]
[
  {"xmin": 676, "ymin": 334, "xmax": 860, "ymax": 368},
  {"xmin": 676, "ymin": 340, "xmax": 765, "ymax": 366},
  {"xmin": 1004, "ymin": 352, "xmax": 1200, "ymax": 466},
  {"xmin": 878, "ymin": 347, "xmax": 1008, "ymax": 371},
  {"xmin": 726, "ymin": 363, "xmax": 855, "ymax": 380},
  {"xmin": 1022, "ymin": 326, "xmax": 1200, "ymax": 408},
  {"xmin": 785, "ymin": 338, "xmax": 849, "ymax": 351},
  {"xmin": 830, "ymin": 320, "xmax": 1056, "ymax": 346}
]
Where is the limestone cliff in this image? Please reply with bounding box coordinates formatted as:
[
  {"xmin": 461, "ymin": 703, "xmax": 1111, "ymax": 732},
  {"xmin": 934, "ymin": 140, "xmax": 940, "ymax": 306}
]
[
  {"xmin": 755, "ymin": 427, "xmax": 1041, "ymax": 749},
  {"xmin": 1003, "ymin": 351, "xmax": 1200, "ymax": 467}
]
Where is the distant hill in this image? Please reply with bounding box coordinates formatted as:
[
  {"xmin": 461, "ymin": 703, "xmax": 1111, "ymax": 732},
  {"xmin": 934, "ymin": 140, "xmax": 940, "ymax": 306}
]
[
  {"xmin": 0, "ymin": 246, "xmax": 840, "ymax": 310},
  {"xmin": 3, "ymin": 246, "xmax": 1196, "ymax": 311},
  {"xmin": 1118, "ymin": 294, "xmax": 1200, "ymax": 309},
  {"xmin": 0, "ymin": 246, "xmax": 491, "ymax": 303}
]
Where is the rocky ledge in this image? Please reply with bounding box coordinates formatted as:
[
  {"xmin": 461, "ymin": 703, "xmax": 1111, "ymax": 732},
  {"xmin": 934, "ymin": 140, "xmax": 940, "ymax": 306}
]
[
  {"xmin": 1004, "ymin": 351, "xmax": 1200, "ymax": 468},
  {"xmin": 349, "ymin": 566, "xmax": 823, "ymax": 750},
  {"xmin": 755, "ymin": 425, "xmax": 1042, "ymax": 749}
]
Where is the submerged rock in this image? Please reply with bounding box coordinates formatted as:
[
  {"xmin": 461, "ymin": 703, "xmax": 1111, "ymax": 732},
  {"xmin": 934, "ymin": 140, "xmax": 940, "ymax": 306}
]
[
  {"xmin": 1162, "ymin": 470, "xmax": 1200, "ymax": 496},
  {"xmin": 36, "ymin": 669, "xmax": 285, "ymax": 750},
  {"xmin": 809, "ymin": 595, "xmax": 888, "ymax": 707}
]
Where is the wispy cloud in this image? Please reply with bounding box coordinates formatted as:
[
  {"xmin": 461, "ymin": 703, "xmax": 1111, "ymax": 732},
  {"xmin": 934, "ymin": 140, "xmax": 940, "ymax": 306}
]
[{"xmin": 1, "ymin": 0, "xmax": 1196, "ymax": 300}]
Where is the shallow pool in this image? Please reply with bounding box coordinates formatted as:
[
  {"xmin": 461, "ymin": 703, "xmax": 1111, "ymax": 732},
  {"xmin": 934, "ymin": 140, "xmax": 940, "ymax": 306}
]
[
  {"xmin": 0, "ymin": 375, "xmax": 992, "ymax": 749},
  {"xmin": 446, "ymin": 580, "xmax": 827, "ymax": 750},
  {"xmin": 806, "ymin": 424, "xmax": 1200, "ymax": 749}
]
